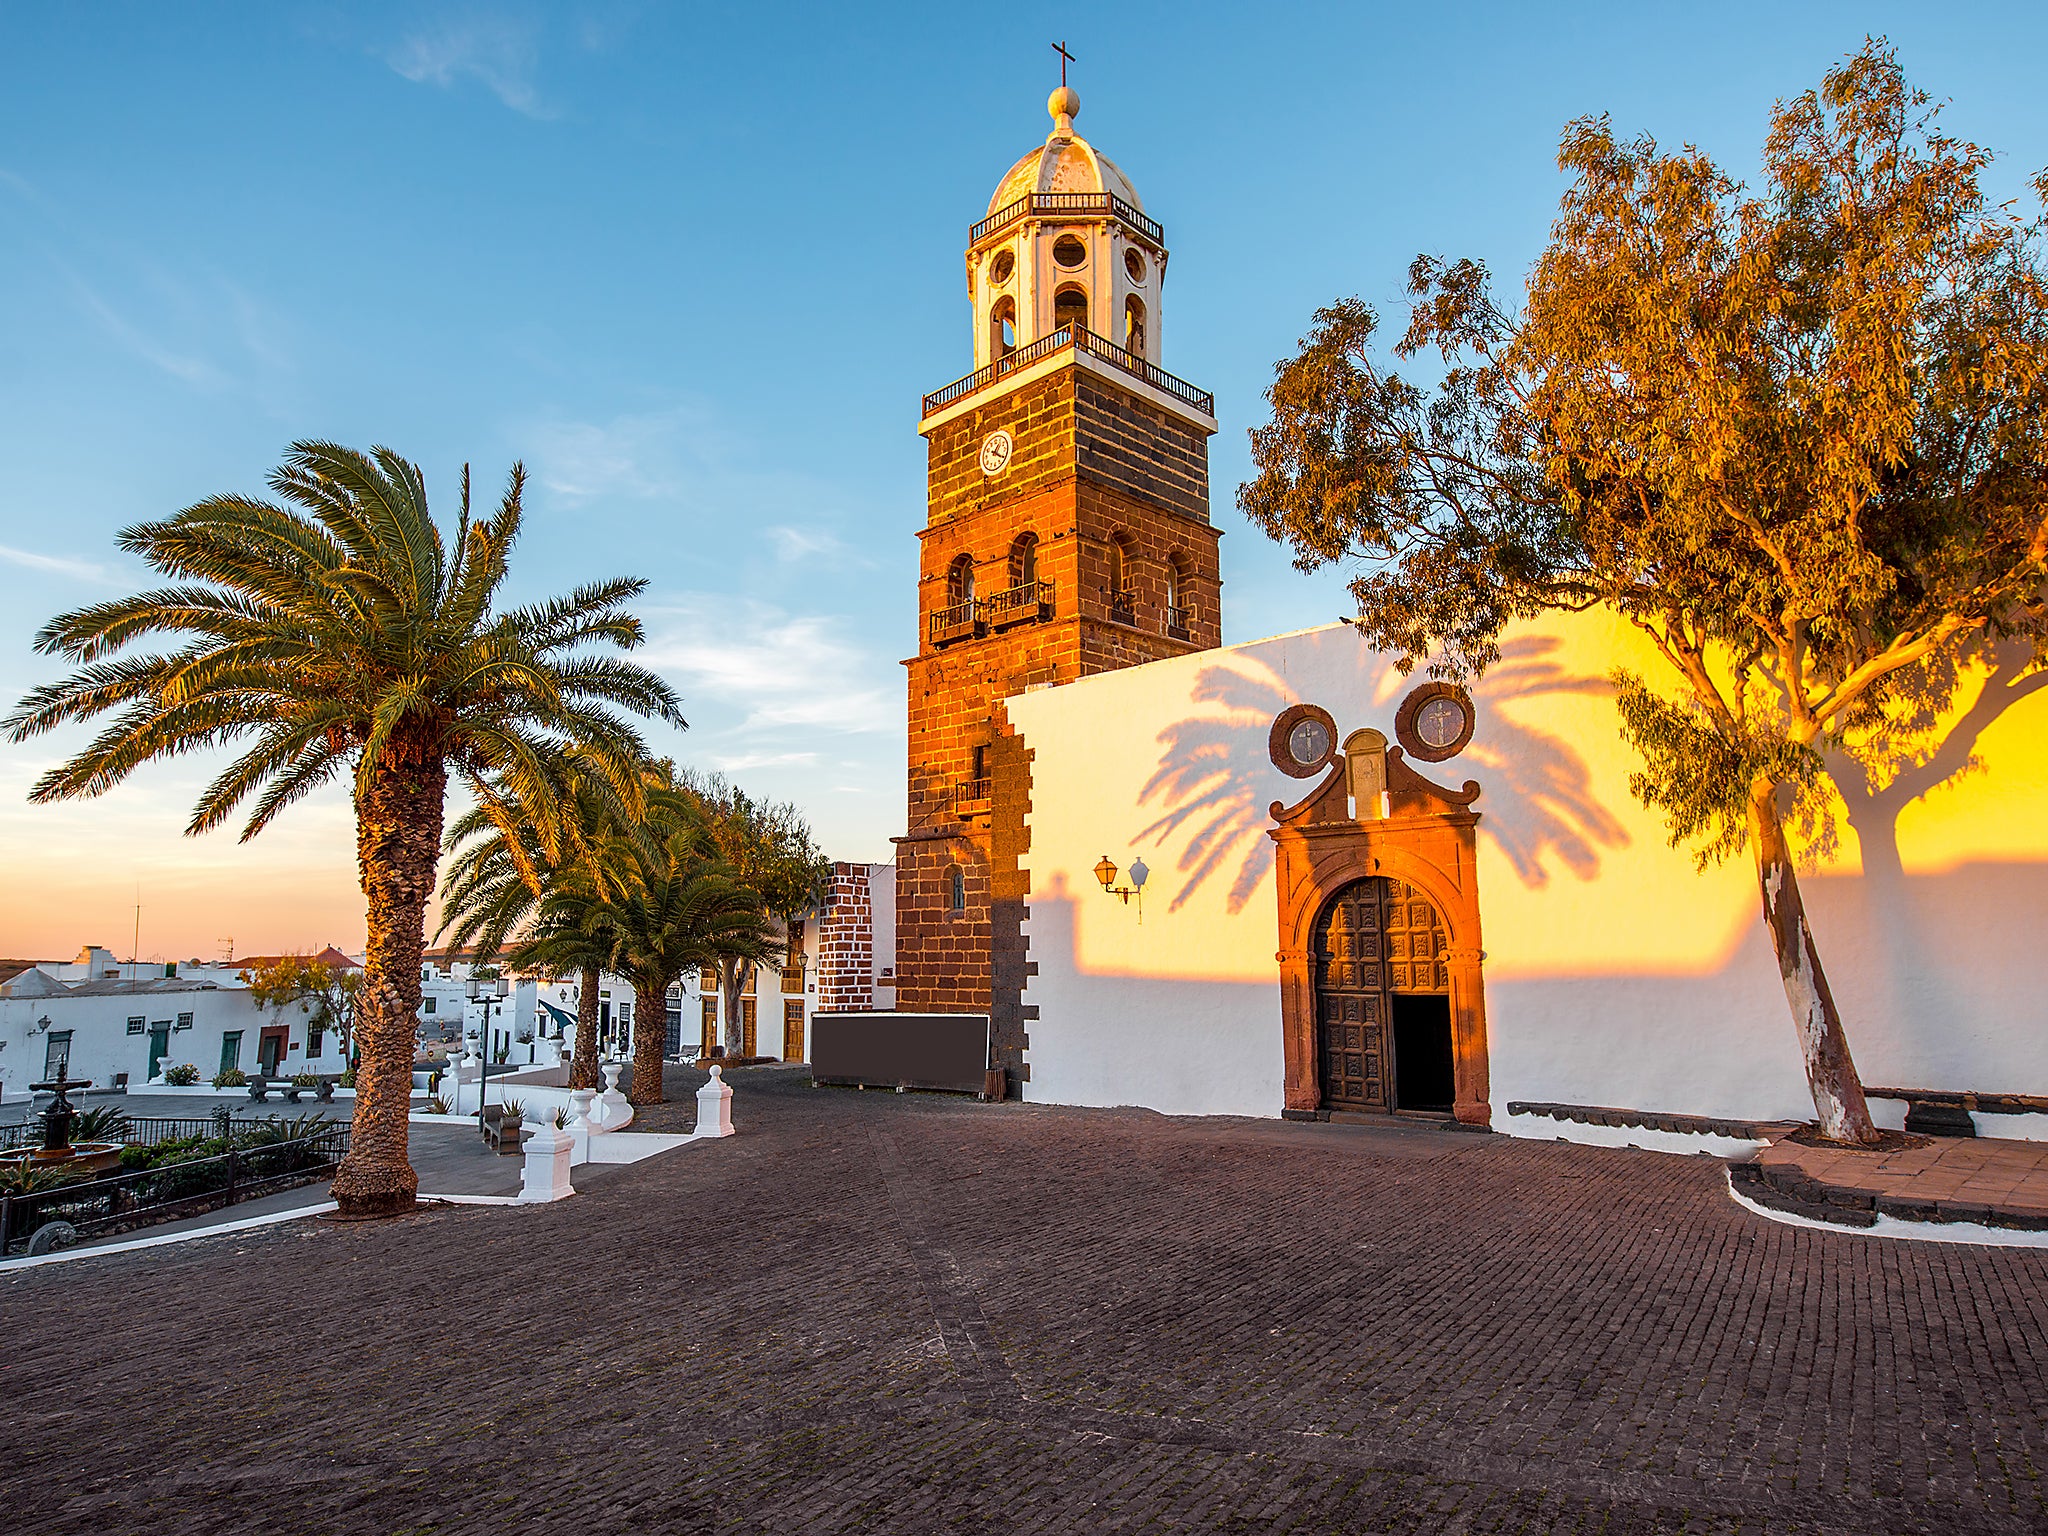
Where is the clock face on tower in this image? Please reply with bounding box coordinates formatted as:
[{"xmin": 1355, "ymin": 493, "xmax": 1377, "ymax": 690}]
[{"xmin": 978, "ymin": 430, "xmax": 1015, "ymax": 477}]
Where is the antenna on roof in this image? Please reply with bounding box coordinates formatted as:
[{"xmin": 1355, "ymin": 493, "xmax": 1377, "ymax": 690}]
[{"xmin": 217, "ymin": 937, "xmax": 235, "ymax": 964}]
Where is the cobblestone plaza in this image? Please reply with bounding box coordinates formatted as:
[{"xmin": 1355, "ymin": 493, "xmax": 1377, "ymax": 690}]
[{"xmin": 6, "ymin": 1065, "xmax": 2045, "ymax": 1535}]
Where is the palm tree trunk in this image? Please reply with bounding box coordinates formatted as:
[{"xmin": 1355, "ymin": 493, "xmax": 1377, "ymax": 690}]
[
  {"xmin": 569, "ymin": 964, "xmax": 601, "ymax": 1089},
  {"xmin": 629, "ymin": 977, "xmax": 668, "ymax": 1104},
  {"xmin": 1747, "ymin": 775, "xmax": 1878, "ymax": 1145},
  {"xmin": 332, "ymin": 747, "xmax": 447, "ymax": 1218},
  {"xmin": 721, "ymin": 957, "xmax": 745, "ymax": 1057}
]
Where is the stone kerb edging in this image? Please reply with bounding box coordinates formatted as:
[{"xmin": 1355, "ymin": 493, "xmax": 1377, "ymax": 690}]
[{"xmin": 1726, "ymin": 1167, "xmax": 2048, "ymax": 1249}]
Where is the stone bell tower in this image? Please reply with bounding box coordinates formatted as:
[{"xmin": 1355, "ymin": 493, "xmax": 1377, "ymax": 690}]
[{"xmin": 896, "ymin": 85, "xmax": 1223, "ymax": 1093}]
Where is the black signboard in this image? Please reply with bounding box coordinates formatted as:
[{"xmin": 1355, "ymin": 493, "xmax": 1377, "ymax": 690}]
[{"xmin": 810, "ymin": 1011, "xmax": 993, "ymax": 1097}]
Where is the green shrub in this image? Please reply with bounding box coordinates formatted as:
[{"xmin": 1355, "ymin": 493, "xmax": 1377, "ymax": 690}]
[
  {"xmin": 337, "ymin": 1067, "xmax": 357, "ymax": 1088},
  {"xmin": 427, "ymin": 1094, "xmax": 451, "ymax": 1115},
  {"xmin": 163, "ymin": 1064, "xmax": 200, "ymax": 1086},
  {"xmin": 290, "ymin": 1071, "xmax": 319, "ymax": 1088},
  {"xmin": 212, "ymin": 1067, "xmax": 248, "ymax": 1088},
  {"xmin": 500, "ymin": 1097, "xmax": 526, "ymax": 1123},
  {"xmin": 43, "ymin": 1104, "xmax": 132, "ymax": 1144},
  {"xmin": 0, "ymin": 1158, "xmax": 80, "ymax": 1195}
]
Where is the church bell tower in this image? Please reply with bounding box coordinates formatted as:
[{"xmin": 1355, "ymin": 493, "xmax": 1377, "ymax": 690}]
[{"xmin": 895, "ymin": 85, "xmax": 1224, "ymax": 1094}]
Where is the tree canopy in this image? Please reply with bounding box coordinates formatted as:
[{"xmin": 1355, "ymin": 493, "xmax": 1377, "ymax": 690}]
[{"xmin": 1239, "ymin": 42, "xmax": 2048, "ymax": 1141}]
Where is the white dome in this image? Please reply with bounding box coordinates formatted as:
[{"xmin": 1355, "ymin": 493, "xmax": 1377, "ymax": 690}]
[{"xmin": 985, "ymin": 90, "xmax": 1143, "ymax": 217}]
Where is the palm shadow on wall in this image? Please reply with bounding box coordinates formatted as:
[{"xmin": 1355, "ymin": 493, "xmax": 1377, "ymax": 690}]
[{"xmin": 1134, "ymin": 634, "xmax": 1630, "ymax": 915}]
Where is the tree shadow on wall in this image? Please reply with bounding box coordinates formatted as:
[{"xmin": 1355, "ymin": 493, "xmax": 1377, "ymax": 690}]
[
  {"xmin": 1463, "ymin": 635, "xmax": 1631, "ymax": 887},
  {"xmin": 1135, "ymin": 662, "xmax": 1292, "ymax": 914},
  {"xmin": 1133, "ymin": 634, "xmax": 1630, "ymax": 915}
]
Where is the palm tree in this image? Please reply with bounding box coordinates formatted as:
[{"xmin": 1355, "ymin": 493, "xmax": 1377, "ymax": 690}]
[
  {"xmin": 4, "ymin": 442, "xmax": 684, "ymax": 1218},
  {"xmin": 439, "ymin": 759, "xmax": 632, "ymax": 1091},
  {"xmin": 513, "ymin": 777, "xmax": 781, "ymax": 1104}
]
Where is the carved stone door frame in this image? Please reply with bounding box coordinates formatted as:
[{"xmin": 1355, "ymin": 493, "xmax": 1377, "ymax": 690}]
[{"xmin": 1270, "ymin": 744, "xmax": 1492, "ymax": 1128}]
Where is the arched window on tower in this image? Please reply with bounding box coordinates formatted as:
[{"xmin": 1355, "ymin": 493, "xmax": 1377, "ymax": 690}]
[
  {"xmin": 1165, "ymin": 551, "xmax": 1190, "ymax": 637},
  {"xmin": 1105, "ymin": 534, "xmax": 1134, "ymax": 625},
  {"xmin": 1124, "ymin": 295, "xmax": 1147, "ymax": 356},
  {"xmin": 948, "ymin": 864, "xmax": 967, "ymax": 911},
  {"xmin": 1009, "ymin": 531, "xmax": 1038, "ymax": 590},
  {"xmin": 948, "ymin": 553, "xmax": 976, "ymax": 606},
  {"xmin": 1054, "ymin": 284, "xmax": 1089, "ymax": 337},
  {"xmin": 990, "ymin": 296, "xmax": 1017, "ymax": 361}
]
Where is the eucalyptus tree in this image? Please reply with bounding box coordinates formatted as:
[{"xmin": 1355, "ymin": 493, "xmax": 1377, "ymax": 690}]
[
  {"xmin": 1238, "ymin": 45, "xmax": 2048, "ymax": 1142},
  {"xmin": 5, "ymin": 442, "xmax": 684, "ymax": 1214}
]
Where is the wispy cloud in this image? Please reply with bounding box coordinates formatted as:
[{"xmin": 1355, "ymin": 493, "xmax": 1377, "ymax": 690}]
[
  {"xmin": 767, "ymin": 525, "xmax": 873, "ymax": 567},
  {"xmin": 0, "ymin": 543, "xmax": 121, "ymax": 585},
  {"xmin": 64, "ymin": 270, "xmax": 223, "ymax": 387},
  {"xmin": 642, "ymin": 596, "xmax": 891, "ymax": 736},
  {"xmin": 528, "ymin": 407, "xmax": 720, "ymax": 503},
  {"xmin": 388, "ymin": 16, "xmax": 554, "ymax": 119}
]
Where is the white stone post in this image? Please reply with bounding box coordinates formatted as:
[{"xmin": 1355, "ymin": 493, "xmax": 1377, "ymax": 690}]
[
  {"xmin": 695, "ymin": 1065, "xmax": 734, "ymax": 1139},
  {"xmin": 518, "ymin": 1101, "xmax": 574, "ymax": 1203},
  {"xmin": 593, "ymin": 1060, "xmax": 632, "ymax": 1132},
  {"xmin": 567, "ymin": 1087, "xmax": 597, "ymax": 1165}
]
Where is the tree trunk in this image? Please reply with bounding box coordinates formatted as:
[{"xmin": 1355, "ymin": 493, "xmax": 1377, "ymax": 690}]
[
  {"xmin": 1747, "ymin": 776, "xmax": 1879, "ymax": 1145},
  {"xmin": 721, "ymin": 957, "xmax": 745, "ymax": 1057},
  {"xmin": 568, "ymin": 964, "xmax": 601, "ymax": 1089},
  {"xmin": 332, "ymin": 746, "xmax": 447, "ymax": 1218},
  {"xmin": 629, "ymin": 977, "xmax": 668, "ymax": 1105}
]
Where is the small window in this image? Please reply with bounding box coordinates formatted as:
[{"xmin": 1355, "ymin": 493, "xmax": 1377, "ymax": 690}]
[
  {"xmin": 423, "ymin": 996, "xmax": 436, "ymax": 1014},
  {"xmin": 307, "ymin": 1029, "xmax": 325, "ymax": 1059},
  {"xmin": 176, "ymin": 1011, "xmax": 193, "ymax": 1030},
  {"xmin": 989, "ymin": 248, "xmax": 1015, "ymax": 285},
  {"xmin": 1107, "ymin": 536, "xmax": 1129, "ymax": 593},
  {"xmin": 1052, "ymin": 234, "xmax": 1087, "ymax": 268},
  {"xmin": 949, "ymin": 865, "xmax": 967, "ymax": 911},
  {"xmin": 219, "ymin": 1031, "xmax": 243, "ymax": 1074},
  {"xmin": 127, "ymin": 1015, "xmax": 146, "ymax": 1035},
  {"xmin": 1124, "ymin": 248, "xmax": 1147, "ymax": 283},
  {"xmin": 44, "ymin": 1030, "xmax": 74, "ymax": 1080},
  {"xmin": 1009, "ymin": 531, "xmax": 1038, "ymax": 588},
  {"xmin": 1053, "ymin": 284, "xmax": 1088, "ymax": 335},
  {"xmin": 971, "ymin": 743, "xmax": 989, "ymax": 781},
  {"xmin": 1124, "ymin": 295, "xmax": 1147, "ymax": 354},
  {"xmin": 619, "ymin": 1001, "xmax": 632, "ymax": 1025},
  {"xmin": 1166, "ymin": 555, "xmax": 1184, "ymax": 611}
]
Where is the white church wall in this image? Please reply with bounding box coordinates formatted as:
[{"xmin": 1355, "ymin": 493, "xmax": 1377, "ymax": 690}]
[{"xmin": 1009, "ymin": 611, "xmax": 2048, "ymax": 1126}]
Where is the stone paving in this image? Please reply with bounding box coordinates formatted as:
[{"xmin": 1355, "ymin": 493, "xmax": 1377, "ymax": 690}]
[
  {"xmin": 6, "ymin": 1064, "xmax": 2046, "ymax": 1535},
  {"xmin": 1757, "ymin": 1132, "xmax": 2048, "ymax": 1228}
]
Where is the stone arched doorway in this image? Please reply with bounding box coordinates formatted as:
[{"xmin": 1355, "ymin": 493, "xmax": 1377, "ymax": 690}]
[
  {"xmin": 1270, "ymin": 728, "xmax": 1490, "ymax": 1127},
  {"xmin": 1313, "ymin": 877, "xmax": 1456, "ymax": 1114}
]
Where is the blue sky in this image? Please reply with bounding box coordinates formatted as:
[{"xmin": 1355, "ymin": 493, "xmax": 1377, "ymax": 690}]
[{"xmin": 3, "ymin": 2, "xmax": 2044, "ymax": 959}]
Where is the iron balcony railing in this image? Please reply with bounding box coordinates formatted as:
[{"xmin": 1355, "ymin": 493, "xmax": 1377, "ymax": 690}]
[
  {"xmin": 1106, "ymin": 587, "xmax": 1136, "ymax": 627},
  {"xmin": 929, "ymin": 597, "xmax": 983, "ymax": 644},
  {"xmin": 955, "ymin": 777, "xmax": 992, "ymax": 809},
  {"xmin": 982, "ymin": 579, "xmax": 1055, "ymax": 627},
  {"xmin": 971, "ymin": 191, "xmax": 1163, "ymax": 247},
  {"xmin": 922, "ymin": 325, "xmax": 1215, "ymax": 420},
  {"xmin": 1166, "ymin": 603, "xmax": 1193, "ymax": 638}
]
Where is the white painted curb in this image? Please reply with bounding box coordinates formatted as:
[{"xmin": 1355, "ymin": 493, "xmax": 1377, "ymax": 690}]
[{"xmin": 1726, "ymin": 1167, "xmax": 2048, "ymax": 1249}]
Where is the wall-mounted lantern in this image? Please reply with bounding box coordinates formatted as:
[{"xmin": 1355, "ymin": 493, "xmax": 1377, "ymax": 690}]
[{"xmin": 1093, "ymin": 854, "xmax": 1149, "ymax": 920}]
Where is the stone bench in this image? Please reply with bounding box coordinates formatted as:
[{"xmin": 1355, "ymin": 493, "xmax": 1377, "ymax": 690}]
[
  {"xmin": 247, "ymin": 1074, "xmax": 339, "ymax": 1103},
  {"xmin": 1865, "ymin": 1087, "xmax": 2048, "ymax": 1139}
]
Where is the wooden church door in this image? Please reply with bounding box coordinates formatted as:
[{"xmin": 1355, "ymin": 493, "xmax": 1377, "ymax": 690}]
[
  {"xmin": 1314, "ymin": 877, "xmax": 1454, "ymax": 1113},
  {"xmin": 1315, "ymin": 880, "xmax": 1389, "ymax": 1111}
]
